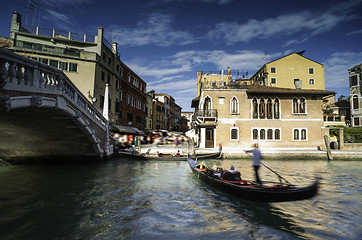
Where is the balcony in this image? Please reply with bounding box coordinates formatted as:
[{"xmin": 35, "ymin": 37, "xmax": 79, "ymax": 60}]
[
  {"xmin": 193, "ymin": 109, "xmax": 218, "ymax": 126},
  {"xmin": 324, "ymin": 115, "xmax": 346, "ymax": 127}
]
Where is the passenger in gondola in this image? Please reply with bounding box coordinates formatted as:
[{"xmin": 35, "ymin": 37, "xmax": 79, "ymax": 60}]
[
  {"xmin": 196, "ymin": 163, "xmax": 206, "ymax": 172},
  {"xmin": 176, "ymin": 150, "xmax": 181, "ymax": 157},
  {"xmin": 213, "ymin": 167, "xmax": 223, "ymax": 179},
  {"xmin": 222, "ymin": 167, "xmax": 242, "ymax": 181}
]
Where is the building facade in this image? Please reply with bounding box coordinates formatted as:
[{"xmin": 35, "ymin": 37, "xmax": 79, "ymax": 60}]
[
  {"xmin": 349, "ymin": 63, "xmax": 362, "ymax": 126},
  {"xmin": 152, "ymin": 98, "xmax": 165, "ymax": 130},
  {"xmin": 192, "ymin": 86, "xmax": 334, "ymax": 150},
  {"xmin": 5, "ymin": 12, "xmax": 146, "ymax": 129},
  {"xmin": 250, "ymin": 51, "xmax": 325, "ymax": 90}
]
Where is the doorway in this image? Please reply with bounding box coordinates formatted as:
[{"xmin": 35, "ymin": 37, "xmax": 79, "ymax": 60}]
[{"xmin": 205, "ymin": 128, "xmax": 214, "ymax": 148}]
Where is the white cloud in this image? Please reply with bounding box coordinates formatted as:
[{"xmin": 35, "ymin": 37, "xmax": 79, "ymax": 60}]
[
  {"xmin": 347, "ymin": 29, "xmax": 362, "ymax": 36},
  {"xmin": 107, "ymin": 13, "xmax": 197, "ymax": 47},
  {"xmin": 129, "ymin": 50, "xmax": 282, "ymax": 81},
  {"xmin": 324, "ymin": 51, "xmax": 362, "ymax": 88},
  {"xmin": 208, "ymin": 0, "xmax": 360, "ymax": 45}
]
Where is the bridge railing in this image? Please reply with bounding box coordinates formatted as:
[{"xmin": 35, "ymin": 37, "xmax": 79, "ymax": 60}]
[{"xmin": 0, "ymin": 47, "xmax": 106, "ymax": 129}]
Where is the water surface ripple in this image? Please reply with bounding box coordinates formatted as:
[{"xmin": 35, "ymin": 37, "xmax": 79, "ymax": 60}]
[{"xmin": 0, "ymin": 159, "xmax": 361, "ymax": 240}]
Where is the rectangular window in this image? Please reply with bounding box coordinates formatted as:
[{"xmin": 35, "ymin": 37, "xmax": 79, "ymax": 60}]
[
  {"xmin": 101, "ymin": 71, "xmax": 105, "ymax": 81},
  {"xmin": 128, "ymin": 73, "xmax": 131, "ymax": 82},
  {"xmin": 50, "ymin": 60, "xmax": 58, "ymax": 68},
  {"xmin": 59, "ymin": 62, "xmax": 68, "ymax": 71},
  {"xmin": 309, "ymin": 68, "xmax": 314, "ymax": 74},
  {"xmin": 108, "ymin": 56, "xmax": 112, "ymax": 65},
  {"xmin": 69, "ymin": 63, "xmax": 78, "ymax": 72},
  {"xmin": 102, "ymin": 51, "xmax": 106, "ymax": 61},
  {"xmin": 39, "ymin": 58, "xmax": 48, "ymax": 64},
  {"xmin": 354, "ymin": 117, "xmax": 360, "ymax": 126},
  {"xmin": 120, "ymin": 66, "xmax": 123, "ymax": 76},
  {"xmin": 309, "ymin": 79, "xmax": 315, "ymax": 85},
  {"xmin": 231, "ymin": 128, "xmax": 238, "ymax": 140},
  {"xmin": 271, "ymin": 78, "xmax": 276, "ymax": 84},
  {"xmin": 219, "ymin": 97, "xmax": 225, "ymax": 104},
  {"xmin": 350, "ymin": 75, "xmax": 358, "ymax": 86},
  {"xmin": 270, "ymin": 67, "xmax": 276, "ymax": 73}
]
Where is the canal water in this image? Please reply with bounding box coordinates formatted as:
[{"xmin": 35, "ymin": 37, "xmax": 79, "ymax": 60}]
[{"xmin": 0, "ymin": 158, "xmax": 361, "ymax": 240}]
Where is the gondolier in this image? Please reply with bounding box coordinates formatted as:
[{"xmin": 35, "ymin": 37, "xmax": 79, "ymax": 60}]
[{"xmin": 245, "ymin": 143, "xmax": 262, "ymax": 185}]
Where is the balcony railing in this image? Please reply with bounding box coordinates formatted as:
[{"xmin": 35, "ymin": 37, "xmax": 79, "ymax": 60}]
[{"xmin": 194, "ymin": 109, "xmax": 218, "ymax": 118}]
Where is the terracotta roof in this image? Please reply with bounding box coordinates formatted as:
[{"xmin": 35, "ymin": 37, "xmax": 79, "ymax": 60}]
[
  {"xmin": 244, "ymin": 85, "xmax": 335, "ymax": 96},
  {"xmin": 349, "ymin": 63, "xmax": 362, "ymax": 71}
]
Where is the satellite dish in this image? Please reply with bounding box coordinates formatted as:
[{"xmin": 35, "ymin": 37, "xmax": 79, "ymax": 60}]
[{"xmin": 92, "ymin": 97, "xmax": 97, "ymax": 103}]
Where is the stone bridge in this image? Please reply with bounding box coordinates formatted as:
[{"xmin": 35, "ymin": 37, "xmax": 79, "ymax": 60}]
[{"xmin": 0, "ymin": 47, "xmax": 111, "ymax": 164}]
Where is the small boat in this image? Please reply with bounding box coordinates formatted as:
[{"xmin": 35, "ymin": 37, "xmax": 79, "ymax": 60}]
[
  {"xmin": 187, "ymin": 155, "xmax": 319, "ymax": 202},
  {"xmin": 143, "ymin": 146, "xmax": 223, "ymax": 161}
]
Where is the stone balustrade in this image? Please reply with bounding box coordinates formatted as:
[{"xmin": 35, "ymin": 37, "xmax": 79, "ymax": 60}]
[{"xmin": 0, "ymin": 47, "xmax": 106, "ymax": 129}]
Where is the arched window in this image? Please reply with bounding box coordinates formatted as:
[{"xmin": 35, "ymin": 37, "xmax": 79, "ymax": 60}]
[
  {"xmin": 293, "ymin": 98, "xmax": 299, "ymax": 114},
  {"xmin": 252, "ymin": 98, "xmax": 258, "ymax": 119},
  {"xmin": 352, "ymin": 95, "xmax": 359, "ymax": 110},
  {"xmin": 204, "ymin": 96, "xmax": 211, "ymax": 117},
  {"xmin": 231, "ymin": 128, "xmax": 238, "ymax": 140},
  {"xmin": 301, "ymin": 129, "xmax": 307, "ymax": 140},
  {"xmin": 259, "ymin": 98, "xmax": 265, "ymax": 119},
  {"xmin": 260, "ymin": 129, "xmax": 265, "ymax": 139},
  {"xmin": 267, "ymin": 129, "xmax": 273, "ymax": 139},
  {"xmin": 294, "ymin": 129, "xmax": 299, "ymax": 140},
  {"xmin": 231, "ymin": 97, "xmax": 238, "ymax": 114},
  {"xmin": 252, "ymin": 129, "xmax": 258, "ymax": 140},
  {"xmin": 300, "ymin": 98, "xmax": 306, "ymax": 113},
  {"xmin": 275, "ymin": 129, "xmax": 280, "ymax": 140},
  {"xmin": 274, "ymin": 98, "xmax": 280, "ymax": 119},
  {"xmin": 267, "ymin": 98, "xmax": 273, "ymax": 119}
]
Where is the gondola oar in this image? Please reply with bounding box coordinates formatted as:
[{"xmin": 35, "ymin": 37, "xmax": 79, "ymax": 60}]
[
  {"xmin": 245, "ymin": 151, "xmax": 291, "ymax": 185},
  {"xmin": 260, "ymin": 162, "xmax": 291, "ymax": 185}
]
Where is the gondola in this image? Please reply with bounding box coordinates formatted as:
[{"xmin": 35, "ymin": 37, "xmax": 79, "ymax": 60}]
[{"xmin": 187, "ymin": 155, "xmax": 319, "ymax": 202}]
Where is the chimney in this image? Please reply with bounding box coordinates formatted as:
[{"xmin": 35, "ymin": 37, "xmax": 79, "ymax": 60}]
[{"xmin": 112, "ymin": 42, "xmax": 118, "ymax": 54}]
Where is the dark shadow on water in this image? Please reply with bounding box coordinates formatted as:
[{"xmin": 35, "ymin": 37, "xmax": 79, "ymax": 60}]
[{"xmin": 192, "ymin": 176, "xmax": 308, "ymax": 240}]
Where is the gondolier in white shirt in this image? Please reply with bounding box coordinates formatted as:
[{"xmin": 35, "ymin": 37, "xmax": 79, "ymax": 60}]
[{"xmin": 245, "ymin": 143, "xmax": 262, "ymax": 185}]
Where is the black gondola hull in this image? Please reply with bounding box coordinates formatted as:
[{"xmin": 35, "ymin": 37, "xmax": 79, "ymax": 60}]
[{"xmin": 188, "ymin": 155, "xmax": 319, "ymax": 202}]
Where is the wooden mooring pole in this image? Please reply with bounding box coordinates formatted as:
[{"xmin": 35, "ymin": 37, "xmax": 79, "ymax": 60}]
[{"xmin": 324, "ymin": 135, "xmax": 333, "ymax": 161}]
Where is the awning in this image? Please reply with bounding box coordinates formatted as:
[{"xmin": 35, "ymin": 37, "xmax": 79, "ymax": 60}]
[
  {"xmin": 110, "ymin": 124, "xmax": 137, "ymax": 134},
  {"xmin": 132, "ymin": 127, "xmax": 145, "ymax": 135}
]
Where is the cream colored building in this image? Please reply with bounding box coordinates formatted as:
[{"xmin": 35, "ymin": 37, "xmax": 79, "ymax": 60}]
[
  {"xmin": 5, "ymin": 12, "xmax": 146, "ymax": 130},
  {"xmin": 250, "ymin": 51, "xmax": 325, "ymax": 90},
  {"xmin": 192, "ymin": 85, "xmax": 334, "ymax": 150}
]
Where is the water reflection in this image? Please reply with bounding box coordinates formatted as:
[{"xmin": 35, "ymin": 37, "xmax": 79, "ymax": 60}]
[{"xmin": 0, "ymin": 159, "xmax": 360, "ymax": 240}]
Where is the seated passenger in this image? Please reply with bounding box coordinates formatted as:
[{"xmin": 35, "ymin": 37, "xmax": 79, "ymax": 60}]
[
  {"xmin": 195, "ymin": 164, "xmax": 206, "ymax": 172},
  {"xmin": 213, "ymin": 167, "xmax": 223, "ymax": 179},
  {"xmin": 222, "ymin": 166, "xmax": 242, "ymax": 181}
]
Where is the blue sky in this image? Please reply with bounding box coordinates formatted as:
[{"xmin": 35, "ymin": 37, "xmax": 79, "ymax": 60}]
[{"xmin": 1, "ymin": 0, "xmax": 361, "ymax": 111}]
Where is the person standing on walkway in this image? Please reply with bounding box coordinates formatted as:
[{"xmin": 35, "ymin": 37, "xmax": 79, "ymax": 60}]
[{"xmin": 245, "ymin": 143, "xmax": 262, "ymax": 185}]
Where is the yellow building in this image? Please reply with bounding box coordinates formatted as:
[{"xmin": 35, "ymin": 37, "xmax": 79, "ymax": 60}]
[
  {"xmin": 6, "ymin": 12, "xmax": 146, "ymax": 129},
  {"xmin": 250, "ymin": 51, "xmax": 325, "ymax": 90}
]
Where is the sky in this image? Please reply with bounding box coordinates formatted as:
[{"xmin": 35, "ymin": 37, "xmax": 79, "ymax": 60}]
[{"xmin": 1, "ymin": 0, "xmax": 361, "ymax": 111}]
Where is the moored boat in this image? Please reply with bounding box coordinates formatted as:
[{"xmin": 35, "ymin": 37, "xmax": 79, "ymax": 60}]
[
  {"xmin": 115, "ymin": 146, "xmax": 223, "ymax": 161},
  {"xmin": 187, "ymin": 155, "xmax": 319, "ymax": 202}
]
